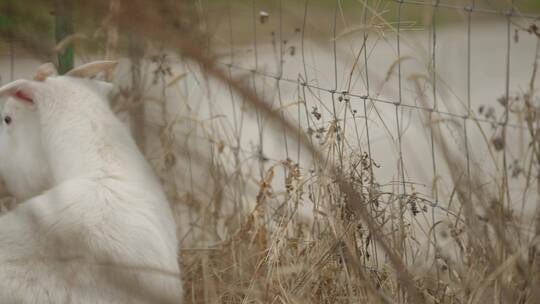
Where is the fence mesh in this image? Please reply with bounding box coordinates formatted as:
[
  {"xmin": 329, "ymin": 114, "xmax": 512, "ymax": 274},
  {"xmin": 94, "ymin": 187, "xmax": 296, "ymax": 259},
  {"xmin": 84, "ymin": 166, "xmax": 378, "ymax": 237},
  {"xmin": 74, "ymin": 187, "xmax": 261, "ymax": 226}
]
[
  {"xmin": 2, "ymin": 0, "xmax": 540, "ymax": 302},
  {"xmin": 190, "ymin": 1, "xmax": 540, "ymax": 296},
  {"xmin": 195, "ymin": 0, "xmax": 540, "ymax": 225}
]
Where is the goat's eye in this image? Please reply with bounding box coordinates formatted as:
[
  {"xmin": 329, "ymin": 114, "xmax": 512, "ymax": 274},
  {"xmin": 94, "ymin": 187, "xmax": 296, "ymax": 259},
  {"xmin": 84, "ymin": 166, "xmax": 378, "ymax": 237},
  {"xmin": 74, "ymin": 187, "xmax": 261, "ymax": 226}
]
[{"xmin": 4, "ymin": 116, "xmax": 11, "ymax": 125}]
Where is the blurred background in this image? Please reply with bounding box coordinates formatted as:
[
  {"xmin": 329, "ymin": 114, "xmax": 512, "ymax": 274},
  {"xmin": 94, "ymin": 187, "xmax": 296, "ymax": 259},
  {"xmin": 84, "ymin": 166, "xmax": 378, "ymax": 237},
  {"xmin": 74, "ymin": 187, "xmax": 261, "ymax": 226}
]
[{"xmin": 1, "ymin": 0, "xmax": 540, "ymax": 303}]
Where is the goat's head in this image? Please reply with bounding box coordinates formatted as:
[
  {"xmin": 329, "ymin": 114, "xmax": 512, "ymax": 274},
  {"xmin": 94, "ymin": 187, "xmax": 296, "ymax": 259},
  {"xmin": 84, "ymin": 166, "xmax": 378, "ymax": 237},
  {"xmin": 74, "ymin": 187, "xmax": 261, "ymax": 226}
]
[
  {"xmin": 0, "ymin": 60, "xmax": 118, "ymax": 188},
  {"xmin": 0, "ymin": 95, "xmax": 50, "ymax": 201}
]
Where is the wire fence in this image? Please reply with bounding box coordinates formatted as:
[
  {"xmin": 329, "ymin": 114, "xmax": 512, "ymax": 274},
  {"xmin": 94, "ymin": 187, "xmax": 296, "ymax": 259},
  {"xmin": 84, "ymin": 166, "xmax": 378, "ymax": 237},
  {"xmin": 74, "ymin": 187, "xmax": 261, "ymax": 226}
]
[
  {"xmin": 1, "ymin": 0, "xmax": 540, "ymax": 301},
  {"xmin": 191, "ymin": 0, "xmax": 540, "ymax": 213},
  {"xmin": 2, "ymin": 0, "xmax": 539, "ymax": 248}
]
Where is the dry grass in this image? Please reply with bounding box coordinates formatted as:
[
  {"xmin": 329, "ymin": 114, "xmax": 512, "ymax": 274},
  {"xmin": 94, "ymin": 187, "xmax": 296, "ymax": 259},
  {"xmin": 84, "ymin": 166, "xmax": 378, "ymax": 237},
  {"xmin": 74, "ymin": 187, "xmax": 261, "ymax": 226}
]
[{"xmin": 2, "ymin": 0, "xmax": 540, "ymax": 303}]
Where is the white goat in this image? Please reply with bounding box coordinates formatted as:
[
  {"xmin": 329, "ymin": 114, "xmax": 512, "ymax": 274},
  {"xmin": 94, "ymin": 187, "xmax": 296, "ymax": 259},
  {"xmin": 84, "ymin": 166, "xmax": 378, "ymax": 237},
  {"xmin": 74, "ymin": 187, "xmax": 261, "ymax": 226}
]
[
  {"xmin": 0, "ymin": 62, "xmax": 183, "ymax": 303},
  {"xmin": 0, "ymin": 63, "xmax": 120, "ymax": 209},
  {"xmin": 0, "ymin": 63, "xmax": 58, "ymax": 203},
  {"xmin": 0, "ymin": 96, "xmax": 51, "ymax": 202}
]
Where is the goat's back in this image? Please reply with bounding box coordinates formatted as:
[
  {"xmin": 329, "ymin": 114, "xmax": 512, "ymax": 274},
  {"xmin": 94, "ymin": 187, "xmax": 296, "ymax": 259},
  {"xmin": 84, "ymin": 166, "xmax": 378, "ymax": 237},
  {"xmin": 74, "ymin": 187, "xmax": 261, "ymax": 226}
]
[{"xmin": 0, "ymin": 178, "xmax": 182, "ymax": 303}]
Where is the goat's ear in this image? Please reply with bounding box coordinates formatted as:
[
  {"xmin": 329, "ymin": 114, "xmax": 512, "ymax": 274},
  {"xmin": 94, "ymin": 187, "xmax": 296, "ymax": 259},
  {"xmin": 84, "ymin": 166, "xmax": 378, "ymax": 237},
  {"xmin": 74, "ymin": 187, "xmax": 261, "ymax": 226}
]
[
  {"xmin": 66, "ymin": 60, "xmax": 118, "ymax": 79},
  {"xmin": 0, "ymin": 80, "xmax": 39, "ymax": 107},
  {"xmin": 34, "ymin": 63, "xmax": 57, "ymax": 81}
]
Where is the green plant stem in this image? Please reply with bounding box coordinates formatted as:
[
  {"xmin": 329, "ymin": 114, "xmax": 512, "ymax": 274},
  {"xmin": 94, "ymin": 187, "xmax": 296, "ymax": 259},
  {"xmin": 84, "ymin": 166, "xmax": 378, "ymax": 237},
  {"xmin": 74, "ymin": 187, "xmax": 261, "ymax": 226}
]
[{"xmin": 54, "ymin": 0, "xmax": 73, "ymax": 75}]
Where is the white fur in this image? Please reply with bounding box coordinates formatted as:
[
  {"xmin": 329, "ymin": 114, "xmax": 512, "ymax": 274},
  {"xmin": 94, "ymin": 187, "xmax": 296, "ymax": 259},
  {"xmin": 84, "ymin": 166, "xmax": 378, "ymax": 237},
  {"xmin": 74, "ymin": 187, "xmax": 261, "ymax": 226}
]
[
  {"xmin": 0, "ymin": 63, "xmax": 114, "ymax": 202},
  {"xmin": 0, "ymin": 97, "xmax": 51, "ymax": 201},
  {"xmin": 0, "ymin": 75, "xmax": 183, "ymax": 303}
]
